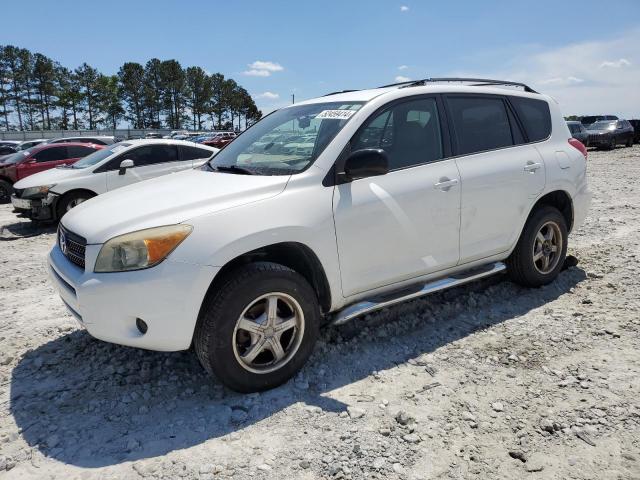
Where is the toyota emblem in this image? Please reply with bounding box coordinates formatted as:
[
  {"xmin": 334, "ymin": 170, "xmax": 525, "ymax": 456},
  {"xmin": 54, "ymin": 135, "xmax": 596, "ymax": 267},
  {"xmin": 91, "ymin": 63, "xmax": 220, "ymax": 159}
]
[{"xmin": 59, "ymin": 231, "xmax": 67, "ymax": 255}]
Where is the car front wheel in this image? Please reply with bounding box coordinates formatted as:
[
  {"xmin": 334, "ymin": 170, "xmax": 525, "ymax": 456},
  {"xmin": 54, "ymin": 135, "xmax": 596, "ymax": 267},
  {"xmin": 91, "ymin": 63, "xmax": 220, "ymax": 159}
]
[
  {"xmin": 507, "ymin": 206, "xmax": 568, "ymax": 287},
  {"xmin": 56, "ymin": 191, "xmax": 94, "ymax": 219},
  {"xmin": 194, "ymin": 262, "xmax": 320, "ymax": 392}
]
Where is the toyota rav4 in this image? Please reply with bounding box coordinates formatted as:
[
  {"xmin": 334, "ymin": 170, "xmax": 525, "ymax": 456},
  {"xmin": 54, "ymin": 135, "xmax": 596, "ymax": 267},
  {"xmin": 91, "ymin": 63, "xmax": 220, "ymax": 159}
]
[{"xmin": 48, "ymin": 78, "xmax": 591, "ymax": 392}]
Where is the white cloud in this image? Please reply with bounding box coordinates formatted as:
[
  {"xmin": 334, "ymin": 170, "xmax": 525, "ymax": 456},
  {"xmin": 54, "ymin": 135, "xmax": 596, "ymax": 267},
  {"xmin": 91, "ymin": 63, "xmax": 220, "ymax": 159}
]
[
  {"xmin": 400, "ymin": 5, "xmax": 409, "ymax": 12},
  {"xmin": 539, "ymin": 76, "xmax": 584, "ymax": 86},
  {"xmin": 243, "ymin": 60, "xmax": 284, "ymax": 77},
  {"xmin": 256, "ymin": 91, "xmax": 279, "ymax": 99},
  {"xmin": 248, "ymin": 61, "xmax": 284, "ymax": 72},
  {"xmin": 599, "ymin": 58, "xmax": 631, "ymax": 69},
  {"xmin": 398, "ymin": 65, "xmax": 409, "ymax": 70},
  {"xmin": 395, "ymin": 75, "xmax": 411, "ymax": 82},
  {"xmin": 243, "ymin": 69, "xmax": 271, "ymax": 77},
  {"xmin": 450, "ymin": 29, "xmax": 640, "ymax": 118}
]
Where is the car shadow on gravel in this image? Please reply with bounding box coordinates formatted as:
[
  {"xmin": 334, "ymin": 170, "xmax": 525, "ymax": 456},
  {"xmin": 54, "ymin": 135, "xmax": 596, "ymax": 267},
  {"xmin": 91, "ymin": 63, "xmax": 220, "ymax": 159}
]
[
  {"xmin": 9, "ymin": 265, "xmax": 587, "ymax": 468},
  {"xmin": 0, "ymin": 220, "xmax": 56, "ymax": 240}
]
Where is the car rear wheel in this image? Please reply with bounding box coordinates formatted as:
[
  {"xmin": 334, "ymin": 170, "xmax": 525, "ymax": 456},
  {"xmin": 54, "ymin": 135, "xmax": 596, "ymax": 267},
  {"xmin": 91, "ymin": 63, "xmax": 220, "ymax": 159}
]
[
  {"xmin": 194, "ymin": 262, "xmax": 320, "ymax": 392},
  {"xmin": 0, "ymin": 180, "xmax": 12, "ymax": 204},
  {"xmin": 626, "ymin": 137, "xmax": 633, "ymax": 147},
  {"xmin": 507, "ymin": 206, "xmax": 568, "ymax": 288}
]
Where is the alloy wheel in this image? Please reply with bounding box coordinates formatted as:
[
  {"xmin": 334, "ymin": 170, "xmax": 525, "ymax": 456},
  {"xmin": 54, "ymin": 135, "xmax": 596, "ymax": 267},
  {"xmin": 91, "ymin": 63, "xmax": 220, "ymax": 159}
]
[
  {"xmin": 232, "ymin": 292, "xmax": 305, "ymax": 374},
  {"xmin": 532, "ymin": 221, "xmax": 563, "ymax": 274},
  {"xmin": 66, "ymin": 198, "xmax": 86, "ymax": 211}
]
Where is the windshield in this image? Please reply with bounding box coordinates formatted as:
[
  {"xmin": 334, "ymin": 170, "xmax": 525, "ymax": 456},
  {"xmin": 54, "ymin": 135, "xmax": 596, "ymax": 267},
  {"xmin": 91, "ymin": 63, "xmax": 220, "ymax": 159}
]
[
  {"xmin": 0, "ymin": 148, "xmax": 34, "ymax": 165},
  {"xmin": 590, "ymin": 121, "xmax": 616, "ymax": 131},
  {"xmin": 209, "ymin": 101, "xmax": 364, "ymax": 175},
  {"xmin": 71, "ymin": 142, "xmax": 131, "ymax": 169}
]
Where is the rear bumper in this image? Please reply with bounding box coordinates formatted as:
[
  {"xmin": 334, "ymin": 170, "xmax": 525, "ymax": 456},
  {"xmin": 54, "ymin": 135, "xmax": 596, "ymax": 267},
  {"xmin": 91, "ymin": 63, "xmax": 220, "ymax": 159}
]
[
  {"xmin": 48, "ymin": 245, "xmax": 219, "ymax": 351},
  {"xmin": 572, "ymin": 182, "xmax": 592, "ymax": 232}
]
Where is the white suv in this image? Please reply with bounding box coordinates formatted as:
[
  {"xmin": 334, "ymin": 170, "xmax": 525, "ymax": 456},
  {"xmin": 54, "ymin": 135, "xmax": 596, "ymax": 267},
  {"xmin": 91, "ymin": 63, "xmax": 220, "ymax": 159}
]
[
  {"xmin": 48, "ymin": 79, "xmax": 591, "ymax": 392},
  {"xmin": 12, "ymin": 139, "xmax": 217, "ymax": 221}
]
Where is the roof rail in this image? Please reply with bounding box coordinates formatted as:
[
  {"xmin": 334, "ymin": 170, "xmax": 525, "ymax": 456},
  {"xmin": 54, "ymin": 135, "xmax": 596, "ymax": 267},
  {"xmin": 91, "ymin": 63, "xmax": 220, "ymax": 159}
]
[
  {"xmin": 380, "ymin": 77, "xmax": 538, "ymax": 93},
  {"xmin": 322, "ymin": 89, "xmax": 360, "ymax": 97}
]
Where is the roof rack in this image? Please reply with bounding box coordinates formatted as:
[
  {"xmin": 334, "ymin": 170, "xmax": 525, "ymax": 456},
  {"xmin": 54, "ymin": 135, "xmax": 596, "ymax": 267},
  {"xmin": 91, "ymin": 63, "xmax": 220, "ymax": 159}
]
[
  {"xmin": 380, "ymin": 77, "xmax": 538, "ymax": 93},
  {"xmin": 322, "ymin": 89, "xmax": 360, "ymax": 97}
]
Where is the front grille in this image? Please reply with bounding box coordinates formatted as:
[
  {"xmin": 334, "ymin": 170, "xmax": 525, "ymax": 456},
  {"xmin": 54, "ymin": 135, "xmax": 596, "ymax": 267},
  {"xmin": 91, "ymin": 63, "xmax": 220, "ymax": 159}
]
[
  {"xmin": 589, "ymin": 134, "xmax": 605, "ymax": 143},
  {"xmin": 58, "ymin": 225, "xmax": 87, "ymax": 270}
]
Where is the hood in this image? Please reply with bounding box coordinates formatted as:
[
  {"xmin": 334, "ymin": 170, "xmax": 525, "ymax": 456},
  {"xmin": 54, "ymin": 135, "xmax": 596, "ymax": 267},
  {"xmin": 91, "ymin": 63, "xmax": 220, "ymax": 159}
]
[
  {"xmin": 61, "ymin": 168, "xmax": 290, "ymax": 244},
  {"xmin": 13, "ymin": 166, "xmax": 84, "ymax": 189}
]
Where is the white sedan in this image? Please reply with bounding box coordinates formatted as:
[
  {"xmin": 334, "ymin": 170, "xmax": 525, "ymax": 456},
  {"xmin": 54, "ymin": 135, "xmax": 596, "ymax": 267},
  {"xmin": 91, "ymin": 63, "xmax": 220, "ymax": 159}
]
[{"xmin": 12, "ymin": 139, "xmax": 218, "ymax": 221}]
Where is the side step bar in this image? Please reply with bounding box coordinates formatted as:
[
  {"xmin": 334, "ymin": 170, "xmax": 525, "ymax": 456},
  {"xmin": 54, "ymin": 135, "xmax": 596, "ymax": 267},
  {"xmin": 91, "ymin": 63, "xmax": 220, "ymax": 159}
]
[{"xmin": 331, "ymin": 262, "xmax": 506, "ymax": 325}]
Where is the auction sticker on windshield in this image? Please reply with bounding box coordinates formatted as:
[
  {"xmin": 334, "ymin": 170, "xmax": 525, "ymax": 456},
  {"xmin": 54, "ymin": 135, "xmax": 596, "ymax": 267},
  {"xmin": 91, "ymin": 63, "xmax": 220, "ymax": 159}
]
[{"xmin": 315, "ymin": 110, "xmax": 356, "ymax": 120}]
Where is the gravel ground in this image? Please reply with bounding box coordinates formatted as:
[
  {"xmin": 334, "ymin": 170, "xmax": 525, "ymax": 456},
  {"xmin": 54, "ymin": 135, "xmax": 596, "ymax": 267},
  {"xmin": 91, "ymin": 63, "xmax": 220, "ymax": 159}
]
[{"xmin": 0, "ymin": 146, "xmax": 639, "ymax": 480}]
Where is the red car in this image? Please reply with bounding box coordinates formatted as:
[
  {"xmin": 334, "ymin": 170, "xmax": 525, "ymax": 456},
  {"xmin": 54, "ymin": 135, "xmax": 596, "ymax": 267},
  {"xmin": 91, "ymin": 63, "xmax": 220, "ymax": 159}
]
[
  {"xmin": 0, "ymin": 142, "xmax": 104, "ymax": 203},
  {"xmin": 201, "ymin": 132, "xmax": 237, "ymax": 149}
]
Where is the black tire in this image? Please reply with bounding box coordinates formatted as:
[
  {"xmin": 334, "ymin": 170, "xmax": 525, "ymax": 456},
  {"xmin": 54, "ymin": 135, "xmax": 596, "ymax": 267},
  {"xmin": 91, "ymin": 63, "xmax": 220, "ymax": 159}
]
[
  {"xmin": 56, "ymin": 191, "xmax": 94, "ymax": 219},
  {"xmin": 625, "ymin": 137, "xmax": 633, "ymax": 148},
  {"xmin": 0, "ymin": 180, "xmax": 13, "ymax": 204},
  {"xmin": 506, "ymin": 206, "xmax": 568, "ymax": 288},
  {"xmin": 194, "ymin": 261, "xmax": 320, "ymax": 392},
  {"xmin": 608, "ymin": 137, "xmax": 616, "ymax": 150}
]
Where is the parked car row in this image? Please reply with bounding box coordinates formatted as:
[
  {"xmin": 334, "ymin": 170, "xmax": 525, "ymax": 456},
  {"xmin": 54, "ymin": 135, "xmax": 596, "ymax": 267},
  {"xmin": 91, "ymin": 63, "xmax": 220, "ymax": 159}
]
[
  {"xmin": 42, "ymin": 78, "xmax": 590, "ymax": 392},
  {"xmin": 567, "ymin": 116, "xmax": 636, "ymax": 150},
  {"xmin": 9, "ymin": 139, "xmax": 217, "ymax": 220},
  {"xmin": 0, "ymin": 136, "xmax": 121, "ymax": 202},
  {"xmin": 0, "ymin": 143, "xmax": 105, "ymax": 203}
]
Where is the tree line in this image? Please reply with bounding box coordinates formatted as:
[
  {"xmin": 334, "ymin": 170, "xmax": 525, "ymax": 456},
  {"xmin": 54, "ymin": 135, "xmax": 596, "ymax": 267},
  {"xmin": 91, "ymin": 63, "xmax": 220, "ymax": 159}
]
[{"xmin": 0, "ymin": 45, "xmax": 262, "ymax": 132}]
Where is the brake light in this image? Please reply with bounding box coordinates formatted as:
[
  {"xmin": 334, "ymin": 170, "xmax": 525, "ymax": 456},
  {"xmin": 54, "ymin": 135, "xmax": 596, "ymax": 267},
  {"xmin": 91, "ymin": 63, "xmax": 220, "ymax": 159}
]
[{"xmin": 568, "ymin": 138, "xmax": 587, "ymax": 159}]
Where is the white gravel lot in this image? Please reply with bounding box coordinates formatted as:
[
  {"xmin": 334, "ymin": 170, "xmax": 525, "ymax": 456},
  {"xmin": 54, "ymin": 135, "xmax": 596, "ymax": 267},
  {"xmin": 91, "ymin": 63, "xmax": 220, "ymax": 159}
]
[{"xmin": 0, "ymin": 146, "xmax": 638, "ymax": 480}]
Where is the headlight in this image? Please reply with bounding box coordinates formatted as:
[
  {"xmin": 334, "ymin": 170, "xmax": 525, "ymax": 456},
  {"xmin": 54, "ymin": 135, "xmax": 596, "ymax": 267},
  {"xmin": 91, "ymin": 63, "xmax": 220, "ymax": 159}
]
[
  {"xmin": 94, "ymin": 225, "xmax": 193, "ymax": 273},
  {"xmin": 22, "ymin": 184, "xmax": 55, "ymax": 198}
]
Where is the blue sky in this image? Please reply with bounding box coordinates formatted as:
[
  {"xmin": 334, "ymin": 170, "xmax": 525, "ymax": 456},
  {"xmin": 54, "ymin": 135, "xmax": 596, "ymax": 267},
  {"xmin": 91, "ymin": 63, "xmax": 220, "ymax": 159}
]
[{"xmin": 2, "ymin": 0, "xmax": 640, "ymax": 118}]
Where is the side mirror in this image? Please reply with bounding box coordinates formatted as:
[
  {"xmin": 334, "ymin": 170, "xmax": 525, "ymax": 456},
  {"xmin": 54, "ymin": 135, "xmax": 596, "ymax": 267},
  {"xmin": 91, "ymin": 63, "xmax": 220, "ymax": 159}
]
[
  {"xmin": 341, "ymin": 148, "xmax": 389, "ymax": 182},
  {"xmin": 118, "ymin": 159, "xmax": 134, "ymax": 175}
]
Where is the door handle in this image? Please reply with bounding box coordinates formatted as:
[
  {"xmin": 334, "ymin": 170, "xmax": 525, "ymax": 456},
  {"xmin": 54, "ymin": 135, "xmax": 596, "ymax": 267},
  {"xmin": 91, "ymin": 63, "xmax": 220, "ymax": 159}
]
[
  {"xmin": 524, "ymin": 162, "xmax": 543, "ymax": 173},
  {"xmin": 434, "ymin": 178, "xmax": 459, "ymax": 191}
]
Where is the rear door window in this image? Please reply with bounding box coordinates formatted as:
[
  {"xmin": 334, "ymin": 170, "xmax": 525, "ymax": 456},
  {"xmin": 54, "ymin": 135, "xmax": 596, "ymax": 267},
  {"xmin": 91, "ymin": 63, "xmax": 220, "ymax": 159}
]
[
  {"xmin": 446, "ymin": 96, "xmax": 514, "ymax": 155},
  {"xmin": 181, "ymin": 145, "xmax": 213, "ymax": 161},
  {"xmin": 125, "ymin": 144, "xmax": 179, "ymax": 167},
  {"xmin": 509, "ymin": 97, "xmax": 552, "ymax": 142},
  {"xmin": 67, "ymin": 145, "xmax": 97, "ymax": 158}
]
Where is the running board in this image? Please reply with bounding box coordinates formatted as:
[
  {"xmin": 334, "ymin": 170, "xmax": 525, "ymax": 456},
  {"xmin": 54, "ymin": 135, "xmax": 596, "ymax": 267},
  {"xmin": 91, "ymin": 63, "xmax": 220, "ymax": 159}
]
[{"xmin": 331, "ymin": 262, "xmax": 506, "ymax": 325}]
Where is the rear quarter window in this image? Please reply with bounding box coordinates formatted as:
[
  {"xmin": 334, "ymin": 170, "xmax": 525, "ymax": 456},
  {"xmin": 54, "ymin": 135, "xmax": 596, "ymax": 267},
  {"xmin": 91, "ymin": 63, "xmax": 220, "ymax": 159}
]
[{"xmin": 509, "ymin": 97, "xmax": 551, "ymax": 142}]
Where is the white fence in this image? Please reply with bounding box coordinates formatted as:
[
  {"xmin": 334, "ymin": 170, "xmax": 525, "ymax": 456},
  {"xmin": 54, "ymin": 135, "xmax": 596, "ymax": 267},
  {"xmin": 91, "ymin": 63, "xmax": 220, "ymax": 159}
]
[{"xmin": 0, "ymin": 129, "xmax": 176, "ymax": 141}]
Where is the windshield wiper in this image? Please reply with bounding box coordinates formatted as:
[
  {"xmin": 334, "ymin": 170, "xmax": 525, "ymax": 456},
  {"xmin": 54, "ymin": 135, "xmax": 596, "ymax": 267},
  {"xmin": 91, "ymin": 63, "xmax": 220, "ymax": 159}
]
[{"xmin": 212, "ymin": 165, "xmax": 254, "ymax": 175}]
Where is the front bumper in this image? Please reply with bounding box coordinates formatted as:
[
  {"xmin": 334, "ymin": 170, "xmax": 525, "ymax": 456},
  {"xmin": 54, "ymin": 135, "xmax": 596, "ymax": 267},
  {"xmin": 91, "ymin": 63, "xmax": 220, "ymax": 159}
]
[
  {"xmin": 587, "ymin": 134, "xmax": 612, "ymax": 147},
  {"xmin": 11, "ymin": 193, "xmax": 58, "ymax": 220},
  {"xmin": 48, "ymin": 245, "xmax": 219, "ymax": 351}
]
